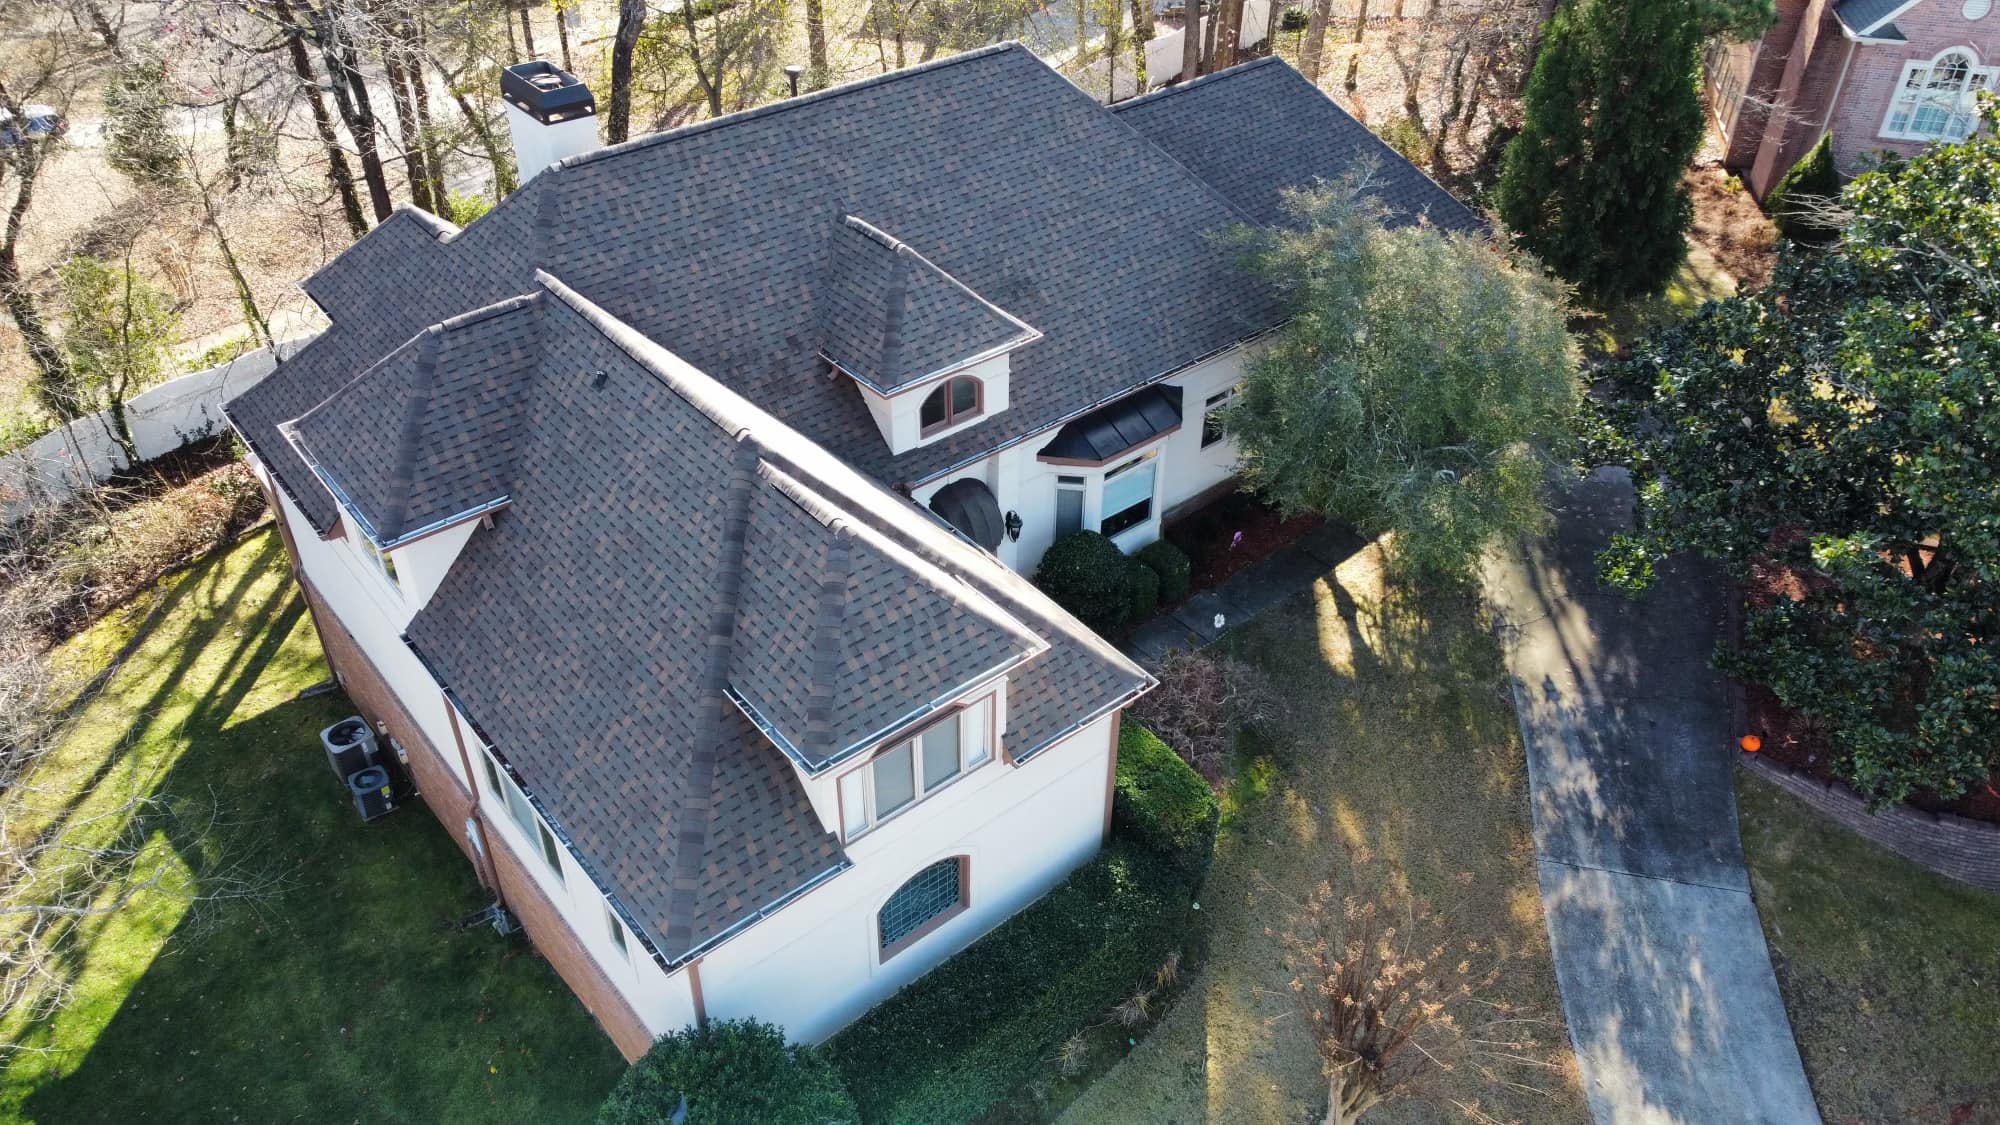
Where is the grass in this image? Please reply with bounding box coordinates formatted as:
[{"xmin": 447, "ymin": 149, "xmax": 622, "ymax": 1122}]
[
  {"xmin": 1, "ymin": 529, "xmax": 625, "ymax": 1124},
  {"xmin": 1059, "ymin": 544, "xmax": 1586, "ymax": 1125},
  {"xmin": 1574, "ymin": 239, "xmax": 1740, "ymax": 360},
  {"xmin": 1739, "ymin": 773, "xmax": 2000, "ymax": 1124}
]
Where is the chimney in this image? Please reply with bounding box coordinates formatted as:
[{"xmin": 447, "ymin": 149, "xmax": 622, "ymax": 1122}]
[{"xmin": 499, "ymin": 61, "xmax": 598, "ymax": 183}]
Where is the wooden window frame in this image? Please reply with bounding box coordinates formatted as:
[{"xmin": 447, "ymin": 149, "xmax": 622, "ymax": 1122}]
[
  {"xmin": 836, "ymin": 697, "xmax": 995, "ymax": 842},
  {"xmin": 877, "ymin": 855, "xmax": 971, "ymax": 962},
  {"xmin": 919, "ymin": 375, "xmax": 985, "ymax": 437}
]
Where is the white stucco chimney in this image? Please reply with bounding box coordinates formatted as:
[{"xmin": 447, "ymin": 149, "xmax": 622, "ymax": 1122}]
[{"xmin": 499, "ymin": 61, "xmax": 598, "ymax": 183}]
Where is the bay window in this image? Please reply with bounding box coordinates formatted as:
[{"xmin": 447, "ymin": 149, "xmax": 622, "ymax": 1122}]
[
  {"xmin": 1099, "ymin": 452, "xmax": 1157, "ymax": 538},
  {"xmin": 839, "ymin": 697, "xmax": 994, "ymax": 840}
]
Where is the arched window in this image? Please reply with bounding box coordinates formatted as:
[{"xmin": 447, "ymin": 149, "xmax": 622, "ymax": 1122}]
[
  {"xmin": 920, "ymin": 376, "xmax": 982, "ymax": 435},
  {"xmin": 1882, "ymin": 49, "xmax": 1996, "ymax": 141},
  {"xmin": 877, "ymin": 856, "xmax": 968, "ymax": 958}
]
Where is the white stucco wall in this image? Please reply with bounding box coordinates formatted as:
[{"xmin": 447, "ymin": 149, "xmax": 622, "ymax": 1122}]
[
  {"xmin": 859, "ymin": 352, "xmax": 1013, "ymax": 455},
  {"xmin": 914, "ymin": 346, "xmax": 1249, "ymax": 576},
  {"xmin": 261, "ymin": 452, "xmax": 1120, "ymax": 1047}
]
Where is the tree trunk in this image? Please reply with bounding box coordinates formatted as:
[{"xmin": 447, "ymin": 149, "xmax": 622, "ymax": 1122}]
[
  {"xmin": 320, "ymin": 33, "xmax": 394, "ymax": 220},
  {"xmin": 405, "ymin": 28, "xmax": 447, "ymax": 209},
  {"xmin": 1300, "ymin": 0, "xmax": 1334, "ymax": 81},
  {"xmin": 1343, "ymin": 0, "xmax": 1369, "ymax": 92},
  {"xmin": 383, "ymin": 51, "xmax": 436, "ymax": 213},
  {"xmin": 274, "ymin": 0, "xmax": 366, "ymax": 236},
  {"xmin": 449, "ymin": 85, "xmax": 518, "ymax": 196},
  {"xmin": 807, "ymin": 0, "xmax": 830, "ymax": 86},
  {"xmin": 1129, "ymin": 0, "xmax": 1153, "ymax": 89},
  {"xmin": 518, "ymin": 1, "xmax": 537, "ymax": 58},
  {"xmin": 683, "ymin": 4, "xmax": 727, "ymax": 116},
  {"xmin": 1215, "ymin": 0, "xmax": 1243, "ymax": 68},
  {"xmin": 553, "ymin": 0, "xmax": 573, "ymax": 70},
  {"xmin": 1180, "ymin": 0, "xmax": 1201, "ymax": 80},
  {"xmin": 607, "ymin": 0, "xmax": 645, "ymax": 143},
  {"xmin": 1200, "ymin": 0, "xmax": 1219, "ymax": 70}
]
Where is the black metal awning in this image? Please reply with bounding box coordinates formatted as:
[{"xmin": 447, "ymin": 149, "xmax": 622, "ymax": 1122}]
[
  {"xmin": 928, "ymin": 478, "xmax": 1005, "ymax": 550},
  {"xmin": 1037, "ymin": 385, "xmax": 1182, "ymax": 465}
]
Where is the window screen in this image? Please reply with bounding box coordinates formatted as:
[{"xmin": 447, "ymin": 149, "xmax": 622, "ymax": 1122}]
[
  {"xmin": 874, "ymin": 743, "xmax": 916, "ymax": 816},
  {"xmin": 879, "ymin": 858, "xmax": 963, "ymax": 951}
]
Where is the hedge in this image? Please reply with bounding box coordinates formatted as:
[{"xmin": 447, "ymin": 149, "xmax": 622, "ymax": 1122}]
[
  {"xmin": 1113, "ymin": 721, "xmax": 1220, "ymax": 883},
  {"xmin": 1034, "ymin": 530, "xmax": 1132, "ymax": 634},
  {"xmin": 1133, "ymin": 540, "xmax": 1193, "ymax": 605},
  {"xmin": 600, "ymin": 1018, "xmax": 857, "ymax": 1125},
  {"xmin": 1125, "ymin": 557, "xmax": 1161, "ymax": 623},
  {"xmin": 826, "ymin": 842, "xmax": 1194, "ymax": 1124},
  {"xmin": 1767, "ymin": 133, "xmax": 1841, "ymax": 244}
]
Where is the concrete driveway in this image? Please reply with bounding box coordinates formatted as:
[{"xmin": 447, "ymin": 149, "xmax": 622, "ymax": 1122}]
[{"xmin": 1486, "ymin": 468, "xmax": 1821, "ymax": 1125}]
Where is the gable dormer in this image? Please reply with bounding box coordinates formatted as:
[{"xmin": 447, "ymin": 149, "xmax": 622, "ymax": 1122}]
[
  {"xmin": 283, "ymin": 294, "xmax": 544, "ymax": 617},
  {"xmin": 819, "ymin": 216, "xmax": 1039, "ymax": 455}
]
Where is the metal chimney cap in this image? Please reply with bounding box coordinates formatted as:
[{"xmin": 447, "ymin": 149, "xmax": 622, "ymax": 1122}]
[{"xmin": 501, "ymin": 61, "xmax": 596, "ymax": 125}]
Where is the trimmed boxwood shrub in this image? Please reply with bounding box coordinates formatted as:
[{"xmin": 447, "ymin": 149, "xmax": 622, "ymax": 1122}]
[
  {"xmin": 1113, "ymin": 721, "xmax": 1220, "ymax": 882},
  {"xmin": 1766, "ymin": 134, "xmax": 1841, "ymax": 244},
  {"xmin": 1133, "ymin": 539, "xmax": 1193, "ymax": 605},
  {"xmin": 827, "ymin": 842, "xmax": 1192, "ymax": 1124},
  {"xmin": 599, "ymin": 1018, "xmax": 857, "ymax": 1125},
  {"xmin": 1034, "ymin": 530, "xmax": 1131, "ymax": 634},
  {"xmin": 1125, "ymin": 557, "xmax": 1160, "ymax": 623}
]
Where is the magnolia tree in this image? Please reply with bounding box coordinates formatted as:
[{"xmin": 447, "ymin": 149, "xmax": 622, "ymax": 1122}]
[
  {"xmin": 1601, "ymin": 110, "xmax": 2000, "ymax": 805},
  {"xmin": 1226, "ymin": 179, "xmax": 1581, "ymax": 586}
]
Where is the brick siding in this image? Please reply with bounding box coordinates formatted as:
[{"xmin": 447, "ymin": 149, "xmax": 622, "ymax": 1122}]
[
  {"xmin": 1827, "ymin": 3, "xmax": 2000, "ymax": 175},
  {"xmin": 1740, "ymin": 754, "xmax": 2000, "ymax": 892},
  {"xmin": 296, "ymin": 569, "xmax": 656, "ymax": 1062}
]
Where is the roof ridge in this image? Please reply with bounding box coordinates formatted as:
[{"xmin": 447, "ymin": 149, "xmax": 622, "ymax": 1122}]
[
  {"xmin": 1106, "ymin": 56, "xmax": 1283, "ymax": 113},
  {"xmin": 559, "ymin": 43, "xmax": 1026, "ymax": 174}
]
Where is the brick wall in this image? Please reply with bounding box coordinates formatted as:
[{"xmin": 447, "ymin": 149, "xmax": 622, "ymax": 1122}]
[
  {"xmin": 297, "ymin": 570, "xmax": 656, "ymax": 1062},
  {"xmin": 1720, "ymin": 0, "xmax": 1814, "ymax": 171},
  {"xmin": 1828, "ymin": 3, "xmax": 2000, "ymax": 174},
  {"xmin": 1741, "ymin": 755, "xmax": 2000, "ymax": 892}
]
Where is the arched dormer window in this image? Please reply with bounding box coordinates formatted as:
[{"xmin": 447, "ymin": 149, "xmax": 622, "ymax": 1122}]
[
  {"xmin": 878, "ymin": 856, "xmax": 969, "ymax": 960},
  {"xmin": 920, "ymin": 376, "xmax": 983, "ymax": 436},
  {"xmin": 1882, "ymin": 49, "xmax": 1996, "ymax": 141}
]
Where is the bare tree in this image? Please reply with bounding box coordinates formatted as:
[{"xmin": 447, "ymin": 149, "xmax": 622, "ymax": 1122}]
[
  {"xmin": 1273, "ymin": 852, "xmax": 1559, "ymax": 1125},
  {"xmin": 1180, "ymin": 0, "xmax": 1201, "ymax": 80},
  {"xmin": 1299, "ymin": 0, "xmax": 1334, "ymax": 82},
  {"xmin": 607, "ymin": 0, "xmax": 646, "ymax": 142}
]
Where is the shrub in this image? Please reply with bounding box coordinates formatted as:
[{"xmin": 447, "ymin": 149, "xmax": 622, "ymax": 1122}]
[
  {"xmin": 1125, "ymin": 557, "xmax": 1160, "ymax": 623},
  {"xmin": 443, "ymin": 189, "xmax": 493, "ymax": 226},
  {"xmin": 1113, "ymin": 722, "xmax": 1220, "ymax": 882},
  {"xmin": 599, "ymin": 1018, "xmax": 857, "ymax": 1125},
  {"xmin": 1132, "ymin": 648, "xmax": 1282, "ymax": 784},
  {"xmin": 827, "ymin": 842, "xmax": 1192, "ymax": 1124},
  {"xmin": 1765, "ymin": 133, "xmax": 1841, "ymax": 243},
  {"xmin": 1133, "ymin": 539, "xmax": 1193, "ymax": 604},
  {"xmin": 1034, "ymin": 530, "xmax": 1131, "ymax": 634}
]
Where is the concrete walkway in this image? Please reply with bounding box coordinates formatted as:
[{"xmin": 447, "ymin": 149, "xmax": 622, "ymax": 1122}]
[
  {"xmin": 1486, "ymin": 468, "xmax": 1821, "ymax": 1125},
  {"xmin": 1123, "ymin": 522, "xmax": 1364, "ymax": 666}
]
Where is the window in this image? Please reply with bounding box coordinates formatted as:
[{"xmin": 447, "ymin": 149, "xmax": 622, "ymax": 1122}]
[
  {"xmin": 605, "ymin": 901, "xmax": 628, "ymax": 956},
  {"xmin": 344, "ymin": 503, "xmax": 401, "ymax": 591},
  {"xmin": 920, "ymin": 376, "xmax": 982, "ymax": 434},
  {"xmin": 1099, "ymin": 453, "xmax": 1157, "ymax": 538},
  {"xmin": 1882, "ymin": 51, "xmax": 1995, "ymax": 141},
  {"xmin": 839, "ymin": 698, "xmax": 994, "ymax": 840},
  {"xmin": 484, "ymin": 748, "xmax": 564, "ymax": 884},
  {"xmin": 1201, "ymin": 386, "xmax": 1240, "ymax": 449},
  {"xmin": 878, "ymin": 857, "xmax": 967, "ymax": 957},
  {"xmin": 1055, "ymin": 476, "xmax": 1085, "ymax": 537}
]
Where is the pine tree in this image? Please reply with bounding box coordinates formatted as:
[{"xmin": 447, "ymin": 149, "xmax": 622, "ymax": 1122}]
[{"xmin": 1495, "ymin": 0, "xmax": 1705, "ymax": 305}]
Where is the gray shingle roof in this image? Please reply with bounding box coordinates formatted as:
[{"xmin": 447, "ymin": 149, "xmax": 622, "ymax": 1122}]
[
  {"xmin": 1833, "ymin": 0, "xmax": 1917, "ymax": 35},
  {"xmin": 1111, "ymin": 57, "xmax": 1482, "ymax": 231},
  {"xmin": 395, "ymin": 274, "xmax": 1148, "ymax": 962},
  {"xmin": 820, "ymin": 216, "xmax": 1037, "ymax": 393}
]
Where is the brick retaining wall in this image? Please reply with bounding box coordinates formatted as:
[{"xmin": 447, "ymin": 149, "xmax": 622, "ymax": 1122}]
[{"xmin": 1739, "ymin": 754, "xmax": 2000, "ymax": 893}]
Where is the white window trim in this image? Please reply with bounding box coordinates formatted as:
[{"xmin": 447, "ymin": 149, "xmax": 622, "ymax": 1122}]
[
  {"xmin": 1880, "ymin": 49, "xmax": 1996, "ymax": 141},
  {"xmin": 479, "ymin": 747, "xmax": 565, "ymax": 885},
  {"xmin": 1201, "ymin": 384, "xmax": 1242, "ymax": 449},
  {"xmin": 838, "ymin": 697, "xmax": 994, "ymax": 842},
  {"xmin": 1099, "ymin": 450, "xmax": 1160, "ymax": 543},
  {"xmin": 339, "ymin": 503, "xmax": 404, "ymax": 600}
]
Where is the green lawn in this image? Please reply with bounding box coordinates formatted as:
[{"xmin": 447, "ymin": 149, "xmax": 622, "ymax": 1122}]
[
  {"xmin": 1060, "ymin": 544, "xmax": 1587, "ymax": 1125},
  {"xmin": 1, "ymin": 529, "xmax": 625, "ymax": 1124},
  {"xmin": 1739, "ymin": 773, "xmax": 2000, "ymax": 1124}
]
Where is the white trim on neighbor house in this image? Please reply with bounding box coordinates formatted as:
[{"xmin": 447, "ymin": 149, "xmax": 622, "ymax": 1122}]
[{"xmin": 1879, "ymin": 47, "xmax": 1997, "ymax": 141}]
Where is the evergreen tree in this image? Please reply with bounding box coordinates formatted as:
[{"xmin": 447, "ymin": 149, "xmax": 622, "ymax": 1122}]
[{"xmin": 1495, "ymin": 0, "xmax": 1705, "ymax": 305}]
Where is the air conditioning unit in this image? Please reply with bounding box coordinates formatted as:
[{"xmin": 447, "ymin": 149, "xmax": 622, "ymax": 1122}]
[
  {"xmin": 347, "ymin": 765, "xmax": 398, "ymax": 822},
  {"xmin": 321, "ymin": 716, "xmax": 379, "ymax": 783}
]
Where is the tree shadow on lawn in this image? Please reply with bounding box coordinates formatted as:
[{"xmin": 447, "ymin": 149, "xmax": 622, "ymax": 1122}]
[
  {"xmin": 7, "ymin": 532, "xmax": 625, "ymax": 1125},
  {"xmin": 1062, "ymin": 543, "xmax": 1585, "ymax": 1125}
]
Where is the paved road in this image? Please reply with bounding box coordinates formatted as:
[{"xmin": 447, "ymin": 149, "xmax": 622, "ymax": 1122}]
[{"xmin": 1486, "ymin": 468, "xmax": 1821, "ymax": 1125}]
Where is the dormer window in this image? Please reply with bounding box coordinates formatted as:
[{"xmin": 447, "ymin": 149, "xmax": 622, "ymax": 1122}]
[
  {"xmin": 837, "ymin": 697, "xmax": 994, "ymax": 841},
  {"xmin": 920, "ymin": 376, "xmax": 983, "ymax": 436}
]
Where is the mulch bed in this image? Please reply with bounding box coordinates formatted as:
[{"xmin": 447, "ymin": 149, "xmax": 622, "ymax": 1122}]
[
  {"xmin": 1741, "ymin": 555, "xmax": 2000, "ymax": 827},
  {"xmin": 1163, "ymin": 488, "xmax": 1322, "ymax": 595}
]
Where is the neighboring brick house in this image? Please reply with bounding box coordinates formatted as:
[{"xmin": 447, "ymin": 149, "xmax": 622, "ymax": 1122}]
[
  {"xmin": 1709, "ymin": 0, "xmax": 1999, "ymax": 196},
  {"xmin": 225, "ymin": 45, "xmax": 1471, "ymax": 1057}
]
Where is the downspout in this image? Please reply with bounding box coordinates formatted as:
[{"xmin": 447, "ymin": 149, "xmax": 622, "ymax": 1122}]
[{"xmin": 1819, "ymin": 37, "xmax": 1858, "ymax": 146}]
